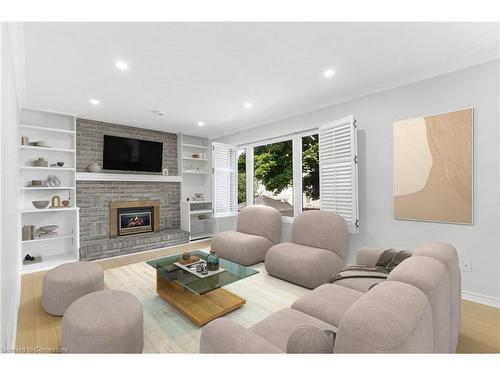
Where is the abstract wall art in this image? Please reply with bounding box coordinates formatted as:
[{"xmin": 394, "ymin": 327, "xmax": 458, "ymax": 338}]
[{"xmin": 393, "ymin": 108, "xmax": 473, "ymax": 224}]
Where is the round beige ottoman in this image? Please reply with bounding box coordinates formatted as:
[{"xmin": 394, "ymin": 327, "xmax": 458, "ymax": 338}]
[
  {"xmin": 42, "ymin": 262, "xmax": 104, "ymax": 316},
  {"xmin": 61, "ymin": 289, "xmax": 144, "ymax": 353}
]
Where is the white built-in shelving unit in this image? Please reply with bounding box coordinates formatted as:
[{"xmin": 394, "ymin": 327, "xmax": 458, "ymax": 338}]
[
  {"xmin": 178, "ymin": 134, "xmax": 217, "ymax": 240},
  {"xmin": 19, "ymin": 108, "xmax": 80, "ymax": 274}
]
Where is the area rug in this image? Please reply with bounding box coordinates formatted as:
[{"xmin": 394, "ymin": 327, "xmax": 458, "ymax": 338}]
[{"xmin": 104, "ymin": 249, "xmax": 309, "ymax": 353}]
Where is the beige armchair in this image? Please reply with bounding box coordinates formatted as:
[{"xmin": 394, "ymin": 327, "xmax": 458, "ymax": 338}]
[
  {"xmin": 265, "ymin": 210, "xmax": 348, "ymax": 289},
  {"xmin": 212, "ymin": 205, "xmax": 281, "ymax": 266}
]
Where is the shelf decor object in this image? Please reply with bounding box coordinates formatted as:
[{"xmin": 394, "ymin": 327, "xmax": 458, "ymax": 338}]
[
  {"xmin": 393, "ymin": 108, "xmax": 473, "ymax": 224},
  {"xmin": 19, "ymin": 108, "xmax": 80, "ymax": 274}
]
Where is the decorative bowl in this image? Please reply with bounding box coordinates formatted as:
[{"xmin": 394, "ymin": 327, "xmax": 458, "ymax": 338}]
[
  {"xmin": 192, "ymin": 153, "xmax": 200, "ymax": 159},
  {"xmin": 39, "ymin": 225, "xmax": 59, "ymax": 233},
  {"xmin": 57, "ymin": 161, "xmax": 64, "ymax": 167},
  {"xmin": 32, "ymin": 200, "xmax": 49, "ymax": 209}
]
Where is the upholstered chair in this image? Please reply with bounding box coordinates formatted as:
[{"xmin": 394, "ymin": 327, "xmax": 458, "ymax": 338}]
[
  {"xmin": 212, "ymin": 205, "xmax": 281, "ymax": 266},
  {"xmin": 265, "ymin": 210, "xmax": 348, "ymax": 289}
]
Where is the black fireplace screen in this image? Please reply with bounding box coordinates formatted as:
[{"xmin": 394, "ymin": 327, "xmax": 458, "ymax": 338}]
[{"xmin": 118, "ymin": 207, "xmax": 153, "ymax": 236}]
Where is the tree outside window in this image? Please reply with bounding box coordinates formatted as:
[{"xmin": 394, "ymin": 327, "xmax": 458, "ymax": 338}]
[
  {"xmin": 302, "ymin": 134, "xmax": 320, "ymax": 210},
  {"xmin": 237, "ymin": 149, "xmax": 246, "ymax": 211},
  {"xmin": 254, "ymin": 139, "xmax": 294, "ymax": 216}
]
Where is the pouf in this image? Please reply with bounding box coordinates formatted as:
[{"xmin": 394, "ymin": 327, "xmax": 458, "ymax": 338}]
[
  {"xmin": 42, "ymin": 261, "xmax": 104, "ymax": 316},
  {"xmin": 61, "ymin": 289, "xmax": 144, "ymax": 353}
]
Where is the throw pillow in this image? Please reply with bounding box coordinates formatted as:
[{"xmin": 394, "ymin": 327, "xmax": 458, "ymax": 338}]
[{"xmin": 286, "ymin": 325, "xmax": 335, "ymax": 354}]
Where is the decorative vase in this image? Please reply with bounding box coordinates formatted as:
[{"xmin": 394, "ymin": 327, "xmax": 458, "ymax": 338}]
[
  {"xmin": 206, "ymin": 249, "xmax": 219, "ymax": 271},
  {"xmin": 51, "ymin": 195, "xmax": 61, "ymax": 208},
  {"xmin": 88, "ymin": 162, "xmax": 101, "ymax": 173}
]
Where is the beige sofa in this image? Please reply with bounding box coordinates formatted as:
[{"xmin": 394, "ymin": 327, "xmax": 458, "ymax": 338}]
[
  {"xmin": 212, "ymin": 205, "xmax": 281, "ymax": 266},
  {"xmin": 200, "ymin": 242, "xmax": 460, "ymax": 353},
  {"xmin": 265, "ymin": 210, "xmax": 348, "ymax": 289}
]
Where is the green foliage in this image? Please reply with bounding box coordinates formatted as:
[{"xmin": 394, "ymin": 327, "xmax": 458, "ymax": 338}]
[
  {"xmin": 249, "ymin": 136, "xmax": 319, "ymax": 200},
  {"xmin": 302, "ymin": 135, "xmax": 320, "ymax": 200},
  {"xmin": 238, "ymin": 152, "xmax": 247, "ymax": 204},
  {"xmin": 254, "ymin": 140, "xmax": 293, "ymax": 195}
]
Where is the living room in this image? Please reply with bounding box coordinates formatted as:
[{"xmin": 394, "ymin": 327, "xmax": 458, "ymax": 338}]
[{"xmin": 1, "ymin": 0, "xmax": 499, "ymax": 372}]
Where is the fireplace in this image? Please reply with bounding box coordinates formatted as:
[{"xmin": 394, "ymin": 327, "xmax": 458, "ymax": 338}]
[
  {"xmin": 118, "ymin": 207, "xmax": 153, "ymax": 236},
  {"xmin": 110, "ymin": 200, "xmax": 160, "ymax": 237}
]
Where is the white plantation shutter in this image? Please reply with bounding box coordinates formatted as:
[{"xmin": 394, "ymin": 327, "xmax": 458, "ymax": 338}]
[
  {"xmin": 212, "ymin": 142, "xmax": 238, "ymax": 217},
  {"xmin": 319, "ymin": 115, "xmax": 359, "ymax": 233}
]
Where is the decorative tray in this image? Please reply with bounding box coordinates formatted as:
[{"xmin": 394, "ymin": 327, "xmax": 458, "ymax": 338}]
[{"xmin": 173, "ymin": 260, "xmax": 227, "ymax": 279}]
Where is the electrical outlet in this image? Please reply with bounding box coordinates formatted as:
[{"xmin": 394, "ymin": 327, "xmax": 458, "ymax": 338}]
[{"xmin": 461, "ymin": 258, "xmax": 472, "ymax": 272}]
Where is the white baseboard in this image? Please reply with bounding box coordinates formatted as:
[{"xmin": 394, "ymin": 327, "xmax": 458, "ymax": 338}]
[{"xmin": 462, "ymin": 290, "xmax": 500, "ymax": 308}]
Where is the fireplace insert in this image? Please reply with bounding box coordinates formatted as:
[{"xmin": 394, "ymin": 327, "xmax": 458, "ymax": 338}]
[{"xmin": 117, "ymin": 207, "xmax": 153, "ymax": 236}]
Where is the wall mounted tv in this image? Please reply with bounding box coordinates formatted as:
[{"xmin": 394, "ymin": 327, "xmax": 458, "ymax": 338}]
[{"xmin": 103, "ymin": 135, "xmax": 163, "ymax": 173}]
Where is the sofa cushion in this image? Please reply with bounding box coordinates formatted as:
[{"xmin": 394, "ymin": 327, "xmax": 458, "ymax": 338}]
[
  {"xmin": 332, "ymin": 277, "xmax": 384, "ymax": 293},
  {"xmin": 291, "ymin": 284, "xmax": 363, "ymax": 327},
  {"xmin": 388, "ymin": 256, "xmax": 450, "ymax": 353},
  {"xmin": 212, "ymin": 230, "xmax": 274, "ymax": 266},
  {"xmin": 265, "ymin": 243, "xmax": 345, "ymax": 289},
  {"xmin": 287, "ymin": 325, "xmax": 335, "ymax": 353},
  {"xmin": 237, "ymin": 205, "xmax": 281, "ymax": 245},
  {"xmin": 291, "ymin": 210, "xmax": 348, "ymax": 259},
  {"xmin": 250, "ymin": 308, "xmax": 336, "ymax": 352},
  {"xmin": 334, "ymin": 281, "xmax": 433, "ymax": 353},
  {"xmin": 200, "ymin": 318, "xmax": 282, "ymax": 353}
]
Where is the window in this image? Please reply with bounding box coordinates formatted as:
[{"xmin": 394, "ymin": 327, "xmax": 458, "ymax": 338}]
[
  {"xmin": 227, "ymin": 115, "xmax": 358, "ymax": 231},
  {"xmin": 302, "ymin": 134, "xmax": 320, "ymax": 211},
  {"xmin": 237, "ymin": 148, "xmax": 246, "ymax": 211},
  {"xmin": 253, "ymin": 139, "xmax": 294, "ymax": 217}
]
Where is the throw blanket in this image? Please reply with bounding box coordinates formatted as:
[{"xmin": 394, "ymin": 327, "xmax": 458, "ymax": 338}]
[{"xmin": 329, "ymin": 249, "xmax": 412, "ymax": 285}]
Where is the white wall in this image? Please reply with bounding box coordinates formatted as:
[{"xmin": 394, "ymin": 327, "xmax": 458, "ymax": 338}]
[
  {"xmin": 0, "ymin": 23, "xmax": 21, "ymax": 351},
  {"xmin": 216, "ymin": 61, "xmax": 500, "ymax": 303}
]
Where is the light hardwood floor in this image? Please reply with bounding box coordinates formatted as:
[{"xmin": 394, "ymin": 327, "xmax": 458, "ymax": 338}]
[{"xmin": 15, "ymin": 239, "xmax": 500, "ymax": 353}]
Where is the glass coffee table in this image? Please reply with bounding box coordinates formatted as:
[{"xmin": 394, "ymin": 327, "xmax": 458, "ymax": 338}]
[{"xmin": 147, "ymin": 250, "xmax": 258, "ymax": 326}]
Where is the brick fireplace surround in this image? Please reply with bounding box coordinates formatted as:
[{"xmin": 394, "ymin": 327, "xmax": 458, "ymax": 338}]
[{"xmin": 76, "ymin": 118, "xmax": 189, "ymax": 261}]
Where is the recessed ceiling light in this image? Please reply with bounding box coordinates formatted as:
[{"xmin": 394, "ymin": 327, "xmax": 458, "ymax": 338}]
[
  {"xmin": 244, "ymin": 102, "xmax": 253, "ymax": 109},
  {"xmin": 197, "ymin": 121, "xmax": 205, "ymax": 127},
  {"xmin": 89, "ymin": 98, "xmax": 100, "ymax": 105},
  {"xmin": 115, "ymin": 60, "xmax": 129, "ymax": 71},
  {"xmin": 324, "ymin": 69, "xmax": 335, "ymax": 78}
]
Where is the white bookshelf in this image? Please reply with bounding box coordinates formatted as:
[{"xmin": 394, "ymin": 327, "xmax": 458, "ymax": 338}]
[
  {"xmin": 178, "ymin": 134, "xmax": 217, "ymax": 240},
  {"xmin": 19, "ymin": 108, "xmax": 80, "ymax": 274}
]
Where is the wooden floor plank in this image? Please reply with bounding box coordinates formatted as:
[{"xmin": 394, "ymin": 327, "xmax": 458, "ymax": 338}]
[
  {"xmin": 32, "ymin": 272, "xmax": 61, "ymax": 353},
  {"xmin": 15, "ymin": 274, "xmax": 36, "ymax": 352}
]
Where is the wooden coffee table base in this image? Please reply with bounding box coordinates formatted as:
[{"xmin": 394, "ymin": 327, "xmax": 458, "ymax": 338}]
[{"xmin": 156, "ymin": 271, "xmax": 246, "ymax": 326}]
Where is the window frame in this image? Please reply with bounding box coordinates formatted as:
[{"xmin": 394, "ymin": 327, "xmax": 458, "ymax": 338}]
[{"xmin": 238, "ymin": 129, "xmax": 319, "ymax": 223}]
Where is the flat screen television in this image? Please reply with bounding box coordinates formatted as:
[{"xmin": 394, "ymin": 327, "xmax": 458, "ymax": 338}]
[{"xmin": 103, "ymin": 135, "xmax": 163, "ymax": 173}]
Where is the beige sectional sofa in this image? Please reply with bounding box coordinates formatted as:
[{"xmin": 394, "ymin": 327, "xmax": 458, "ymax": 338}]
[{"xmin": 200, "ymin": 241, "xmax": 460, "ymax": 353}]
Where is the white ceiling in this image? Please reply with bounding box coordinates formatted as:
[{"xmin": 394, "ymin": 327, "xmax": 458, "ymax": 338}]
[{"xmin": 22, "ymin": 22, "xmax": 499, "ymax": 137}]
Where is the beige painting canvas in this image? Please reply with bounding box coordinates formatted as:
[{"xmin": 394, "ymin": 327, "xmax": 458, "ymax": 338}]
[{"xmin": 393, "ymin": 108, "xmax": 473, "ymax": 224}]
